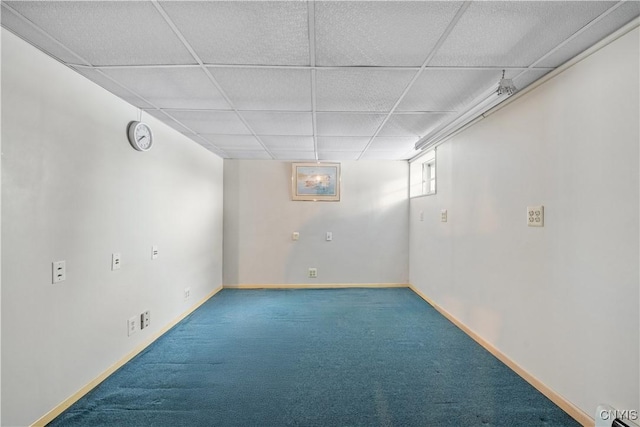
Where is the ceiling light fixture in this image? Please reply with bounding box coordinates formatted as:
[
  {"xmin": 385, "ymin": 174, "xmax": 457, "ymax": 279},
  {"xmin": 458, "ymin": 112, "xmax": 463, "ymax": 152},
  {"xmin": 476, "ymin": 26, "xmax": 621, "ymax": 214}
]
[
  {"xmin": 413, "ymin": 71, "xmax": 518, "ymax": 154},
  {"xmin": 497, "ymin": 69, "xmax": 517, "ymax": 96}
]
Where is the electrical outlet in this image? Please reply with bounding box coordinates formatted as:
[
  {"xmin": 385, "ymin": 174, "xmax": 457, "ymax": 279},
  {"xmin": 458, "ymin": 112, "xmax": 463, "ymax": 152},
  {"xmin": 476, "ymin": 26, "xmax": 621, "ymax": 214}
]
[
  {"xmin": 52, "ymin": 260, "xmax": 66, "ymax": 284},
  {"xmin": 184, "ymin": 287, "xmax": 191, "ymax": 300},
  {"xmin": 127, "ymin": 316, "xmax": 137, "ymax": 336},
  {"xmin": 308, "ymin": 268, "xmax": 318, "ymax": 278},
  {"xmin": 441, "ymin": 209, "xmax": 448, "ymax": 222},
  {"xmin": 112, "ymin": 253, "xmax": 121, "ymax": 271},
  {"xmin": 140, "ymin": 310, "xmax": 150, "ymax": 329},
  {"xmin": 151, "ymin": 245, "xmax": 158, "ymax": 260},
  {"xmin": 419, "ymin": 211, "xmax": 424, "ymax": 222},
  {"xmin": 527, "ymin": 205, "xmax": 544, "ymax": 227}
]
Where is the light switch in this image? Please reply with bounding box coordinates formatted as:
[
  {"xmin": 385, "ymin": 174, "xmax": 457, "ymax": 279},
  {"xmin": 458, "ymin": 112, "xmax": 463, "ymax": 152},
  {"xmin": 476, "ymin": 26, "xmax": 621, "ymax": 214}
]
[
  {"xmin": 326, "ymin": 232, "xmax": 332, "ymax": 241},
  {"xmin": 151, "ymin": 245, "xmax": 158, "ymax": 260},
  {"xmin": 52, "ymin": 260, "xmax": 66, "ymax": 284},
  {"xmin": 441, "ymin": 209, "xmax": 448, "ymax": 222},
  {"xmin": 419, "ymin": 211, "xmax": 424, "ymax": 222},
  {"xmin": 292, "ymin": 232, "xmax": 299, "ymax": 241},
  {"xmin": 112, "ymin": 253, "xmax": 121, "ymax": 271}
]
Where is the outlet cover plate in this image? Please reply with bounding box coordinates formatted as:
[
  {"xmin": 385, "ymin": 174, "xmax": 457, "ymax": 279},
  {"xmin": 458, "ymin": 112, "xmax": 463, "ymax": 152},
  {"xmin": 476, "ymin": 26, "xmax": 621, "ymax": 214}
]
[
  {"xmin": 141, "ymin": 310, "xmax": 150, "ymax": 329},
  {"xmin": 308, "ymin": 268, "xmax": 318, "ymax": 278},
  {"xmin": 527, "ymin": 205, "xmax": 544, "ymax": 227},
  {"xmin": 127, "ymin": 316, "xmax": 137, "ymax": 336}
]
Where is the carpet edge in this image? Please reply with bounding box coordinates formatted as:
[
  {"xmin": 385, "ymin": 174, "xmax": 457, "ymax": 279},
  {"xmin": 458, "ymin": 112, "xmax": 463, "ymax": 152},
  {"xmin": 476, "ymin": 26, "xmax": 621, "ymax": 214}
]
[
  {"xmin": 408, "ymin": 284, "xmax": 592, "ymax": 427},
  {"xmin": 31, "ymin": 285, "xmax": 224, "ymax": 427}
]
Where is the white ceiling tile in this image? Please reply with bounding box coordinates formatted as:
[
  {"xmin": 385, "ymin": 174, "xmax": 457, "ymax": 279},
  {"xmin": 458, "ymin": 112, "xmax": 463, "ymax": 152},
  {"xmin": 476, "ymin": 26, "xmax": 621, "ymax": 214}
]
[
  {"xmin": 160, "ymin": 1, "xmax": 309, "ymax": 66},
  {"xmin": 317, "ymin": 137, "xmax": 371, "ymax": 152},
  {"xmin": 431, "ymin": 1, "xmax": 615, "ymax": 67},
  {"xmin": 71, "ymin": 67, "xmax": 155, "ymax": 110},
  {"xmin": 224, "ymin": 150, "xmax": 273, "ymax": 160},
  {"xmin": 318, "ymin": 151, "xmax": 361, "ymax": 161},
  {"xmin": 360, "ymin": 151, "xmax": 411, "ymax": 160},
  {"xmin": 194, "ymin": 139, "xmax": 225, "ymax": 154},
  {"xmin": 166, "ymin": 110, "xmax": 250, "ymax": 135},
  {"xmin": 398, "ymin": 69, "xmax": 504, "ymax": 112},
  {"xmin": 200, "ymin": 135, "xmax": 263, "ymax": 151},
  {"xmin": 315, "ymin": 1, "xmax": 463, "ymax": 66},
  {"xmin": 101, "ymin": 68, "xmax": 230, "ymax": 110},
  {"xmin": 1, "ymin": 3, "xmax": 85, "ymax": 64},
  {"xmin": 316, "ymin": 113, "xmax": 387, "ymax": 137},
  {"xmin": 537, "ymin": 2, "xmax": 640, "ymax": 68},
  {"xmin": 5, "ymin": 1, "xmax": 195, "ymax": 65},
  {"xmin": 316, "ymin": 69, "xmax": 416, "ymax": 112},
  {"xmin": 258, "ymin": 136, "xmax": 315, "ymax": 151},
  {"xmin": 144, "ymin": 109, "xmax": 193, "ymax": 134},
  {"xmin": 271, "ymin": 151, "xmax": 317, "ymax": 161},
  {"xmin": 240, "ymin": 112, "xmax": 313, "ymax": 136},
  {"xmin": 368, "ymin": 137, "xmax": 418, "ymax": 152},
  {"xmin": 378, "ymin": 113, "xmax": 452, "ymax": 138},
  {"xmin": 209, "ymin": 68, "xmax": 311, "ymax": 111},
  {"xmin": 4, "ymin": 0, "xmax": 635, "ymax": 165}
]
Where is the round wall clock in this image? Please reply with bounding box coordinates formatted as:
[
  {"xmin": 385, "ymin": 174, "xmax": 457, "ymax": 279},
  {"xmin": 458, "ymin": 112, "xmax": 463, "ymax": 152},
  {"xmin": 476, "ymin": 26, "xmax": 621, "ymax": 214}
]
[{"xmin": 127, "ymin": 121, "xmax": 153, "ymax": 151}]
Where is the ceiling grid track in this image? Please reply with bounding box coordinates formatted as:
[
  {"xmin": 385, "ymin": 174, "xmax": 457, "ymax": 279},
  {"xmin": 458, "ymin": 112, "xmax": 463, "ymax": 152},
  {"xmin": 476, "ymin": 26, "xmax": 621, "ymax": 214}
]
[
  {"xmin": 1, "ymin": 2, "xmax": 90, "ymax": 66},
  {"xmin": 1, "ymin": 2, "xmax": 230, "ymax": 158},
  {"xmin": 151, "ymin": 0, "xmax": 275, "ymax": 159},
  {"xmin": 408, "ymin": 0, "xmax": 632, "ymax": 162},
  {"xmin": 516, "ymin": 0, "xmax": 628, "ymax": 80},
  {"xmin": 4, "ymin": 1, "xmax": 637, "ymax": 161},
  {"xmin": 356, "ymin": 1, "xmax": 473, "ymax": 160},
  {"xmin": 308, "ymin": 0, "xmax": 319, "ymax": 161},
  {"xmin": 70, "ymin": 63, "xmax": 555, "ymax": 73}
]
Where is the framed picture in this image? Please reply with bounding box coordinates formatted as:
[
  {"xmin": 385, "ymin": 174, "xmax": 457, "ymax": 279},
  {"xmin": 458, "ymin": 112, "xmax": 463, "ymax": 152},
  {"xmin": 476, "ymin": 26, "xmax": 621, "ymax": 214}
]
[{"xmin": 291, "ymin": 162, "xmax": 341, "ymax": 201}]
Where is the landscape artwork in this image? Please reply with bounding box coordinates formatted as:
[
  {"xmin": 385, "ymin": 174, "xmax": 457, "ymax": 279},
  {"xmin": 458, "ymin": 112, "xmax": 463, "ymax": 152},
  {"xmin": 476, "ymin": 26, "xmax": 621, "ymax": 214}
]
[{"xmin": 291, "ymin": 163, "xmax": 341, "ymax": 201}]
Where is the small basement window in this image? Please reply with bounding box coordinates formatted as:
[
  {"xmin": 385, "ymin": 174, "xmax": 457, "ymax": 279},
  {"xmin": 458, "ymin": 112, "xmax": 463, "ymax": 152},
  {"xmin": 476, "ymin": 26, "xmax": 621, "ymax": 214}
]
[{"xmin": 410, "ymin": 149, "xmax": 436, "ymax": 198}]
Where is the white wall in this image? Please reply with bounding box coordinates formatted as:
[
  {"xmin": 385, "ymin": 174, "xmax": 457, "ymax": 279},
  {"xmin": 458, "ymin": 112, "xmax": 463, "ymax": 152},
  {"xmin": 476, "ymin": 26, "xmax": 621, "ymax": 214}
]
[
  {"xmin": 224, "ymin": 160, "xmax": 408, "ymax": 285},
  {"xmin": 1, "ymin": 30, "xmax": 224, "ymax": 426},
  {"xmin": 410, "ymin": 27, "xmax": 639, "ymax": 418}
]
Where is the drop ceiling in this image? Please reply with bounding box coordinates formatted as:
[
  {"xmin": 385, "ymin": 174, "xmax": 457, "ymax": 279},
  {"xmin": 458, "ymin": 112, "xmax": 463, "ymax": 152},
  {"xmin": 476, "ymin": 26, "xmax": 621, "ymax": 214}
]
[{"xmin": 2, "ymin": 1, "xmax": 638, "ymax": 161}]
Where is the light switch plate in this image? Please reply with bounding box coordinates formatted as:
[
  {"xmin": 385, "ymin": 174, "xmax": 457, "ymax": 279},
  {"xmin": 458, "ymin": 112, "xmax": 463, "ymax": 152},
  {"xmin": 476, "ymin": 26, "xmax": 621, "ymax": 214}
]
[
  {"xmin": 527, "ymin": 205, "xmax": 544, "ymax": 227},
  {"xmin": 326, "ymin": 232, "xmax": 332, "ymax": 241},
  {"xmin": 292, "ymin": 232, "xmax": 299, "ymax": 241},
  {"xmin": 441, "ymin": 209, "xmax": 448, "ymax": 222},
  {"xmin": 112, "ymin": 253, "xmax": 121, "ymax": 270},
  {"xmin": 52, "ymin": 260, "xmax": 66, "ymax": 284},
  {"xmin": 151, "ymin": 245, "xmax": 158, "ymax": 260}
]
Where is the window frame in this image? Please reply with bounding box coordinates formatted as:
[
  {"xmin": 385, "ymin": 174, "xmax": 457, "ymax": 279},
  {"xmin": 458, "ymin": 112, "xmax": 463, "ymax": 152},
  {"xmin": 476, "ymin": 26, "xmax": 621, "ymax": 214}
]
[{"xmin": 410, "ymin": 148, "xmax": 437, "ymax": 198}]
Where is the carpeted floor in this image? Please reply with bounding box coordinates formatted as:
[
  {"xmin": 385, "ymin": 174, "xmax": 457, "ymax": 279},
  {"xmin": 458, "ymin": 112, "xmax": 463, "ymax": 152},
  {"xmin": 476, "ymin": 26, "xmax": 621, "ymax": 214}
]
[{"xmin": 48, "ymin": 288, "xmax": 580, "ymax": 426}]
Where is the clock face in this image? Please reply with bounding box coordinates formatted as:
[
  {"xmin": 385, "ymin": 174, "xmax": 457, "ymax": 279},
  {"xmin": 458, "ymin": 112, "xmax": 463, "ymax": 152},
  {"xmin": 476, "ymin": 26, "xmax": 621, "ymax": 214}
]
[{"xmin": 128, "ymin": 121, "xmax": 153, "ymax": 151}]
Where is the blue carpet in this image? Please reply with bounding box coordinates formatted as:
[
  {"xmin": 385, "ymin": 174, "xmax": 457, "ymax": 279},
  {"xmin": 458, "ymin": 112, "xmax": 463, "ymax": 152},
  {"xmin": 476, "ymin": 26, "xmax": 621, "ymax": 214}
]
[{"xmin": 48, "ymin": 288, "xmax": 579, "ymax": 426}]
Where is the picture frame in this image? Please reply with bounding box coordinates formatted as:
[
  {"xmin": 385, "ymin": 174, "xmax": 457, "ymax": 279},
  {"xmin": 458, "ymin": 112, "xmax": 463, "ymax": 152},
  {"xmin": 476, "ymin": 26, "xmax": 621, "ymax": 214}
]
[{"xmin": 291, "ymin": 162, "xmax": 341, "ymax": 201}]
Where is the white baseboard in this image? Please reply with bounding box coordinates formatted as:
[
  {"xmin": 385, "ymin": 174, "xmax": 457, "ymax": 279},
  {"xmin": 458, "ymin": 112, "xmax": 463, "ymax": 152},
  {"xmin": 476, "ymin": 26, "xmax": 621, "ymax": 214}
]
[{"xmin": 223, "ymin": 283, "xmax": 410, "ymax": 289}]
